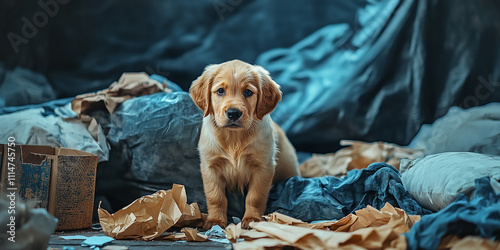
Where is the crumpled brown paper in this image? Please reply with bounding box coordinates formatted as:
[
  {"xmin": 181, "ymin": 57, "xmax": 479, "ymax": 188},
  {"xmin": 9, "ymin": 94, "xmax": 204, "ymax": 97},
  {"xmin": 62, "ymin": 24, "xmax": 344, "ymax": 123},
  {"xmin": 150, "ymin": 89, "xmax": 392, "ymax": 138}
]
[
  {"xmin": 299, "ymin": 140, "xmax": 423, "ymax": 177},
  {"xmin": 233, "ymin": 203, "xmax": 419, "ymax": 249},
  {"xmin": 235, "ymin": 222, "xmax": 407, "ymax": 250},
  {"xmin": 223, "ymin": 223, "xmax": 250, "ymax": 243},
  {"xmin": 98, "ymin": 184, "xmax": 205, "ymax": 240},
  {"xmin": 267, "ymin": 203, "xmax": 419, "ymax": 233},
  {"xmin": 163, "ymin": 228, "xmax": 209, "ymax": 242},
  {"xmin": 72, "ymin": 72, "xmax": 170, "ymax": 117},
  {"xmin": 438, "ymin": 235, "xmax": 500, "ymax": 250}
]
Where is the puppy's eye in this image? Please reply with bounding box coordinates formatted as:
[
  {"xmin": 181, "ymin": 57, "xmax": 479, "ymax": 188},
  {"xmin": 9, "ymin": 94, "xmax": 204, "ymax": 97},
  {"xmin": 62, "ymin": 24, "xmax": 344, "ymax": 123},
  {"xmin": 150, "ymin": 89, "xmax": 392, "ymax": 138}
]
[
  {"xmin": 244, "ymin": 89, "xmax": 253, "ymax": 97},
  {"xmin": 216, "ymin": 88, "xmax": 225, "ymax": 96}
]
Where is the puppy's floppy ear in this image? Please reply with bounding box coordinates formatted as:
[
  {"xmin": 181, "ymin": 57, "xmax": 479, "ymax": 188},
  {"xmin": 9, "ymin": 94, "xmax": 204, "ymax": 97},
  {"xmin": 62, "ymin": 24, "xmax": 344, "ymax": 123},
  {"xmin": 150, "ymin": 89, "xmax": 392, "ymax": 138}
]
[
  {"xmin": 190, "ymin": 64, "xmax": 219, "ymax": 117},
  {"xmin": 254, "ymin": 65, "xmax": 282, "ymax": 120}
]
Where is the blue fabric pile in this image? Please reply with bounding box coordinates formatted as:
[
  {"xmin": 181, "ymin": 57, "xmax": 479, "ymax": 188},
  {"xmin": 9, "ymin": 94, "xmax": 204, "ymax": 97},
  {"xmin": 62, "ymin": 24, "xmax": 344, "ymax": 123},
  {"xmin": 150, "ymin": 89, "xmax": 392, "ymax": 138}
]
[
  {"xmin": 266, "ymin": 163, "xmax": 432, "ymax": 221},
  {"xmin": 267, "ymin": 164, "xmax": 500, "ymax": 247},
  {"xmin": 405, "ymin": 177, "xmax": 500, "ymax": 249}
]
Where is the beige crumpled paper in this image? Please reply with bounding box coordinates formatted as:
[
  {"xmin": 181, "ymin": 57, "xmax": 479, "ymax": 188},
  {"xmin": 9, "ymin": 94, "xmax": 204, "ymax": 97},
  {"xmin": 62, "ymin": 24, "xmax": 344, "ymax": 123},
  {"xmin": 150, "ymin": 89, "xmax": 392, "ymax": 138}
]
[
  {"xmin": 162, "ymin": 228, "xmax": 209, "ymax": 242},
  {"xmin": 266, "ymin": 203, "xmax": 420, "ymax": 233},
  {"xmin": 235, "ymin": 222, "xmax": 407, "ymax": 250},
  {"xmin": 438, "ymin": 235, "xmax": 500, "ymax": 250},
  {"xmin": 233, "ymin": 203, "xmax": 419, "ymax": 249},
  {"xmin": 98, "ymin": 184, "xmax": 205, "ymax": 240},
  {"xmin": 299, "ymin": 140, "xmax": 423, "ymax": 177},
  {"xmin": 72, "ymin": 72, "xmax": 170, "ymax": 117},
  {"xmin": 223, "ymin": 223, "xmax": 250, "ymax": 243}
]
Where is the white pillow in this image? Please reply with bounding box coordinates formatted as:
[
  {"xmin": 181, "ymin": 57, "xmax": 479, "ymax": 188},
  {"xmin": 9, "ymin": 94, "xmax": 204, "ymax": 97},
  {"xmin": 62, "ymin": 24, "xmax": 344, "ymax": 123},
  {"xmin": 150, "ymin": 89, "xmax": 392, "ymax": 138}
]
[{"xmin": 400, "ymin": 152, "xmax": 500, "ymax": 211}]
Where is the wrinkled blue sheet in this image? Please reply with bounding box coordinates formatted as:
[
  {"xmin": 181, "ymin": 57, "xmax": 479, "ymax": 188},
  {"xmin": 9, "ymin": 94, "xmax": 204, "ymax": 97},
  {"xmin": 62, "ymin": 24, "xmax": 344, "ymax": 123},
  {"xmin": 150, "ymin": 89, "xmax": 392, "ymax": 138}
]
[
  {"xmin": 0, "ymin": 97, "xmax": 73, "ymax": 116},
  {"xmin": 0, "ymin": 63, "xmax": 56, "ymax": 108},
  {"xmin": 405, "ymin": 177, "xmax": 500, "ymax": 249},
  {"xmin": 266, "ymin": 163, "xmax": 432, "ymax": 221},
  {"xmin": 0, "ymin": 100, "xmax": 109, "ymax": 162},
  {"xmin": 257, "ymin": 0, "xmax": 500, "ymax": 153},
  {"xmin": 95, "ymin": 90, "xmax": 207, "ymax": 211}
]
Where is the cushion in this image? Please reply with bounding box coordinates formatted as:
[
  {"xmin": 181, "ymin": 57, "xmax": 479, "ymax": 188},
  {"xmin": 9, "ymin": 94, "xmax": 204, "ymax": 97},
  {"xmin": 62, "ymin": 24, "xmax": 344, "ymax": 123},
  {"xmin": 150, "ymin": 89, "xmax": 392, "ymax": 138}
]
[{"xmin": 400, "ymin": 152, "xmax": 500, "ymax": 211}]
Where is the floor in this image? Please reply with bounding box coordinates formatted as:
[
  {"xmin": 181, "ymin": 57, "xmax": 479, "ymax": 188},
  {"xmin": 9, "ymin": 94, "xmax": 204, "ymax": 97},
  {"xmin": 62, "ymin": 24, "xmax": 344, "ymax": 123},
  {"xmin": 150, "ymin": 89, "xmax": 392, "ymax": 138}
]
[{"xmin": 49, "ymin": 229, "xmax": 232, "ymax": 250}]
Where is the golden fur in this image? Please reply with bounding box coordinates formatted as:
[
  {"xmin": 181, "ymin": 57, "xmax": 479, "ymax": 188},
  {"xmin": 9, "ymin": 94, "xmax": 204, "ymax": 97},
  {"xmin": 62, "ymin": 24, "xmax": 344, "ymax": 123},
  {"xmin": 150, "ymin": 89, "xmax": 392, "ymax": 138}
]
[{"xmin": 189, "ymin": 60, "xmax": 300, "ymax": 229}]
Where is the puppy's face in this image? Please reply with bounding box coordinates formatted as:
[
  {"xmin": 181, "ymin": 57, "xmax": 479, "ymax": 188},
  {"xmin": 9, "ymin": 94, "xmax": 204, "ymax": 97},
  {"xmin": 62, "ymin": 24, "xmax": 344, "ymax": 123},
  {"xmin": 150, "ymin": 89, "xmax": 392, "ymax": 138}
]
[
  {"xmin": 210, "ymin": 68, "xmax": 259, "ymax": 129},
  {"xmin": 190, "ymin": 60, "xmax": 281, "ymax": 130}
]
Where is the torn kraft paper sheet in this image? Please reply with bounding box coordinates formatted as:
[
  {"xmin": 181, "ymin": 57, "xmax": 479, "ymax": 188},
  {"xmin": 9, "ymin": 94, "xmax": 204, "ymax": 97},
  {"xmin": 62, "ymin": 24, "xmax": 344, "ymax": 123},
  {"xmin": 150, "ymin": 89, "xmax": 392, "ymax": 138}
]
[
  {"xmin": 98, "ymin": 184, "xmax": 205, "ymax": 240},
  {"xmin": 72, "ymin": 72, "xmax": 171, "ymax": 117},
  {"xmin": 232, "ymin": 203, "xmax": 419, "ymax": 249},
  {"xmin": 299, "ymin": 140, "xmax": 423, "ymax": 177}
]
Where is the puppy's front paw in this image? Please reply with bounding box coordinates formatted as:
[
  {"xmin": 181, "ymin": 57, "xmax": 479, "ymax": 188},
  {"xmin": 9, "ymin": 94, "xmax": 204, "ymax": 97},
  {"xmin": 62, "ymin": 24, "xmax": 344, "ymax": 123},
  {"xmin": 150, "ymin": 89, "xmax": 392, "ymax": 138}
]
[
  {"xmin": 203, "ymin": 218, "xmax": 227, "ymax": 231},
  {"xmin": 241, "ymin": 216, "xmax": 263, "ymax": 229}
]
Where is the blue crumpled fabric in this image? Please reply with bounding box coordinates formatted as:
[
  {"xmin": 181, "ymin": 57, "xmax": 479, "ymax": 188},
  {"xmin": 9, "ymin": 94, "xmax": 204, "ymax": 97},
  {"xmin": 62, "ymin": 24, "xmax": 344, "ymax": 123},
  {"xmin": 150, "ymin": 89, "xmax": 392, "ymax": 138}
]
[
  {"xmin": 405, "ymin": 177, "xmax": 500, "ymax": 250},
  {"xmin": 0, "ymin": 97, "xmax": 74, "ymax": 116},
  {"xmin": 266, "ymin": 163, "xmax": 432, "ymax": 221},
  {"xmin": 0, "ymin": 63, "xmax": 57, "ymax": 108},
  {"xmin": 95, "ymin": 88, "xmax": 208, "ymax": 211}
]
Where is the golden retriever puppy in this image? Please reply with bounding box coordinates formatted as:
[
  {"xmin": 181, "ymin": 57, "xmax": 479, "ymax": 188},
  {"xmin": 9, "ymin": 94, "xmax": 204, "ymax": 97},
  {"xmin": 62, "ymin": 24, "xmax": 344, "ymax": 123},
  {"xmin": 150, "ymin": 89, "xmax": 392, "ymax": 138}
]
[{"xmin": 189, "ymin": 60, "xmax": 300, "ymax": 229}]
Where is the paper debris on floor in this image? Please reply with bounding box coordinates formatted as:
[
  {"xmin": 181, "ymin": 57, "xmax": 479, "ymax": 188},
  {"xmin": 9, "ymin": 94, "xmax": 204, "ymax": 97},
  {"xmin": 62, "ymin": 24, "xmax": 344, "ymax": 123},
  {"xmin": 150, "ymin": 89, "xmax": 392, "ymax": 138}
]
[
  {"xmin": 80, "ymin": 236, "xmax": 115, "ymax": 247},
  {"xmin": 223, "ymin": 223, "xmax": 249, "ymax": 243},
  {"xmin": 59, "ymin": 235, "xmax": 89, "ymax": 240},
  {"xmin": 102, "ymin": 246, "xmax": 129, "ymax": 250},
  {"xmin": 438, "ymin": 235, "xmax": 500, "ymax": 250},
  {"xmin": 98, "ymin": 184, "xmax": 205, "ymax": 240},
  {"xmin": 233, "ymin": 203, "xmax": 418, "ymax": 249},
  {"xmin": 267, "ymin": 203, "xmax": 419, "ymax": 232},
  {"xmin": 299, "ymin": 140, "xmax": 423, "ymax": 177},
  {"xmin": 205, "ymin": 225, "xmax": 226, "ymax": 238},
  {"xmin": 72, "ymin": 72, "xmax": 170, "ymax": 117},
  {"xmin": 163, "ymin": 228, "xmax": 209, "ymax": 242}
]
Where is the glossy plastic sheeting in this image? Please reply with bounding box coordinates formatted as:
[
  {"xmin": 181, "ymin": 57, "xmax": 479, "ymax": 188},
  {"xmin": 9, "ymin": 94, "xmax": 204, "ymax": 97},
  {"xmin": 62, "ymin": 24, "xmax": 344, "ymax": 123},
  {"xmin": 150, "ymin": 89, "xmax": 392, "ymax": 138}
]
[
  {"xmin": 258, "ymin": 0, "xmax": 500, "ymax": 153},
  {"xmin": 96, "ymin": 91, "xmax": 208, "ymax": 211}
]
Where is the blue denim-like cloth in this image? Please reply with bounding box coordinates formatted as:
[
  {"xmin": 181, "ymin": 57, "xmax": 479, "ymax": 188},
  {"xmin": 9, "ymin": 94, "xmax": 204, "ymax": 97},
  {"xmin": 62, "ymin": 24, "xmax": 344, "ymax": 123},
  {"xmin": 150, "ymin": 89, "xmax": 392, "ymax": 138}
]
[
  {"xmin": 266, "ymin": 163, "xmax": 432, "ymax": 221},
  {"xmin": 405, "ymin": 177, "xmax": 500, "ymax": 250}
]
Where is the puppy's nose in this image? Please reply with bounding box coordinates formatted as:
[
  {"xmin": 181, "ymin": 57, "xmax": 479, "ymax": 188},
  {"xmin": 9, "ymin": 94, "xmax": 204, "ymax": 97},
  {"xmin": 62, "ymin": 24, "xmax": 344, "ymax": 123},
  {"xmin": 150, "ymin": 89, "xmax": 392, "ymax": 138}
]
[{"xmin": 226, "ymin": 108, "xmax": 242, "ymax": 121}]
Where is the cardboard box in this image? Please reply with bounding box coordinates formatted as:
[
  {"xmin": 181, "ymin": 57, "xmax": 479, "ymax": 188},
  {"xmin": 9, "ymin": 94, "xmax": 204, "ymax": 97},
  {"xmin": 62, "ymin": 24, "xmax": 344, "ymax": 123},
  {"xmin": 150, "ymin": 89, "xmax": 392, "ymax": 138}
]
[{"xmin": 1, "ymin": 144, "xmax": 98, "ymax": 230}]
